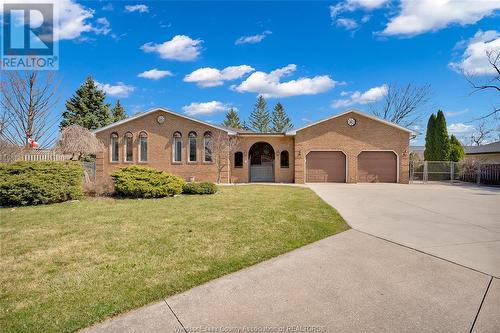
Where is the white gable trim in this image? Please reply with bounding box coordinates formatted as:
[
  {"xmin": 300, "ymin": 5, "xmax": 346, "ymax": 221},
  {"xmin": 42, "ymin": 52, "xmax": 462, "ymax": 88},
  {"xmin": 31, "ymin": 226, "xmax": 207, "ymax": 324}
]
[
  {"xmin": 92, "ymin": 107, "xmax": 237, "ymax": 135},
  {"xmin": 286, "ymin": 109, "xmax": 415, "ymax": 135}
]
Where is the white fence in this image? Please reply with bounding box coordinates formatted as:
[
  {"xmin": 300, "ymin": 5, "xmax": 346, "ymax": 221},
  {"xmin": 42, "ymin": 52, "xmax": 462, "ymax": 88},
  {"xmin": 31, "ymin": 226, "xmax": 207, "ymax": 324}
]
[{"xmin": 0, "ymin": 151, "xmax": 72, "ymax": 163}]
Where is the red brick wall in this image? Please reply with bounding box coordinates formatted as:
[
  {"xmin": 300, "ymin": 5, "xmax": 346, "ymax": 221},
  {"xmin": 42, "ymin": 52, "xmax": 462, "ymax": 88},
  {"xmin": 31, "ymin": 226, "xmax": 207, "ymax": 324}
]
[
  {"xmin": 94, "ymin": 110, "xmax": 229, "ymax": 183},
  {"xmin": 294, "ymin": 111, "xmax": 410, "ymax": 184},
  {"xmin": 230, "ymin": 135, "xmax": 295, "ymax": 183}
]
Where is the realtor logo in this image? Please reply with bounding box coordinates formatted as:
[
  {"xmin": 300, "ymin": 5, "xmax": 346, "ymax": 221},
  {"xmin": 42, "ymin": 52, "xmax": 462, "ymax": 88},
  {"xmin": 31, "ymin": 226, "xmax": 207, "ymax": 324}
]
[{"xmin": 1, "ymin": 3, "xmax": 59, "ymax": 70}]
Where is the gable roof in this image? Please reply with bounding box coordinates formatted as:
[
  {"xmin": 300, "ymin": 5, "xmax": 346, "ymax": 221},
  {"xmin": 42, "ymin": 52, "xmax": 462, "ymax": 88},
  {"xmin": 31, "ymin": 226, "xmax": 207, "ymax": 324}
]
[
  {"xmin": 286, "ymin": 109, "xmax": 416, "ymax": 135},
  {"xmin": 92, "ymin": 107, "xmax": 237, "ymax": 135},
  {"xmin": 464, "ymin": 141, "xmax": 500, "ymax": 155}
]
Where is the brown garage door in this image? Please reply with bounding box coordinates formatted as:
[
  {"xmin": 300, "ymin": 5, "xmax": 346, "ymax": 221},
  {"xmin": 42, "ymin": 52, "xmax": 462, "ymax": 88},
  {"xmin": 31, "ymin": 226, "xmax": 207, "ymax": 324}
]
[
  {"xmin": 357, "ymin": 151, "xmax": 397, "ymax": 183},
  {"xmin": 306, "ymin": 151, "xmax": 346, "ymax": 183}
]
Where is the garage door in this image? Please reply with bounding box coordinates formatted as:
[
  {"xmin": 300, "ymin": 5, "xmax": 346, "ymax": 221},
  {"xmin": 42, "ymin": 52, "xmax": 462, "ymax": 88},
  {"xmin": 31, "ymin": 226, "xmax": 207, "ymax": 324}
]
[
  {"xmin": 357, "ymin": 151, "xmax": 397, "ymax": 183},
  {"xmin": 306, "ymin": 151, "xmax": 346, "ymax": 183}
]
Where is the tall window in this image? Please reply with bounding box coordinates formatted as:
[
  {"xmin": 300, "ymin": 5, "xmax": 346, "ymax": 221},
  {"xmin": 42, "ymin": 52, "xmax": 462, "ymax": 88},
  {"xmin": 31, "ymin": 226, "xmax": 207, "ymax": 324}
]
[
  {"xmin": 203, "ymin": 131, "xmax": 212, "ymax": 162},
  {"xmin": 173, "ymin": 131, "xmax": 182, "ymax": 162},
  {"xmin": 280, "ymin": 150, "xmax": 289, "ymax": 168},
  {"xmin": 234, "ymin": 151, "xmax": 243, "ymax": 168},
  {"xmin": 110, "ymin": 133, "xmax": 119, "ymax": 162},
  {"xmin": 124, "ymin": 132, "xmax": 133, "ymax": 162},
  {"xmin": 188, "ymin": 131, "xmax": 197, "ymax": 162},
  {"xmin": 139, "ymin": 132, "xmax": 148, "ymax": 162}
]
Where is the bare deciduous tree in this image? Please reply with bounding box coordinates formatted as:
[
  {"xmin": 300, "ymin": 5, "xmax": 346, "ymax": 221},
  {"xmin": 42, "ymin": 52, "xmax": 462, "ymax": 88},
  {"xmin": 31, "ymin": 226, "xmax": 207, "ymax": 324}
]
[
  {"xmin": 209, "ymin": 131, "xmax": 240, "ymax": 183},
  {"xmin": 464, "ymin": 49, "xmax": 500, "ymax": 120},
  {"xmin": 55, "ymin": 124, "xmax": 104, "ymax": 160},
  {"xmin": 0, "ymin": 71, "xmax": 60, "ymax": 148},
  {"xmin": 369, "ymin": 83, "xmax": 431, "ymax": 128},
  {"xmin": 468, "ymin": 121, "xmax": 496, "ymax": 146}
]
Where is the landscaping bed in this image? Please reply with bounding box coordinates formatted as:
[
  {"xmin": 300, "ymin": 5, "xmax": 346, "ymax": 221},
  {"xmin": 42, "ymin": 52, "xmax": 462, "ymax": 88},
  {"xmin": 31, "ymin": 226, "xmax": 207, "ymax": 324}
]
[{"xmin": 0, "ymin": 185, "xmax": 348, "ymax": 332}]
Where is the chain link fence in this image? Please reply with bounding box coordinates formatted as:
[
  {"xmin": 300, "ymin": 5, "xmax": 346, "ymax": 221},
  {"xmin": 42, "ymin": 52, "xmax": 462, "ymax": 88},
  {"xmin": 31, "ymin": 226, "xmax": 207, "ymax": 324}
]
[{"xmin": 410, "ymin": 160, "xmax": 500, "ymax": 185}]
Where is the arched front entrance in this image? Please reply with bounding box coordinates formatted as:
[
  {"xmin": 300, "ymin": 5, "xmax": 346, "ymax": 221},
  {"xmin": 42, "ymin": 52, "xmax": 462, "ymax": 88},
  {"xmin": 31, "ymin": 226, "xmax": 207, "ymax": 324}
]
[{"xmin": 249, "ymin": 142, "xmax": 275, "ymax": 182}]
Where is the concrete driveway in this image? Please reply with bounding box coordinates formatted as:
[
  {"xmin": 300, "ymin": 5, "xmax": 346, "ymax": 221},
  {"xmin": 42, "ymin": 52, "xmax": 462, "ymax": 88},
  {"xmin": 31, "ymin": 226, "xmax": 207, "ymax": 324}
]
[
  {"xmin": 309, "ymin": 183, "xmax": 500, "ymax": 278},
  {"xmin": 82, "ymin": 230, "xmax": 496, "ymax": 333}
]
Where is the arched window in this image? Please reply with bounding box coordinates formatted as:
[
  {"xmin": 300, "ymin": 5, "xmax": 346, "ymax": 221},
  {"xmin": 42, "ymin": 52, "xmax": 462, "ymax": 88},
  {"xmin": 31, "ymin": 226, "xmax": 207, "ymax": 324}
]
[
  {"xmin": 110, "ymin": 132, "xmax": 119, "ymax": 162},
  {"xmin": 280, "ymin": 150, "xmax": 289, "ymax": 168},
  {"xmin": 124, "ymin": 132, "xmax": 133, "ymax": 162},
  {"xmin": 139, "ymin": 131, "xmax": 148, "ymax": 162},
  {"xmin": 234, "ymin": 151, "xmax": 243, "ymax": 168},
  {"xmin": 188, "ymin": 131, "xmax": 197, "ymax": 162},
  {"xmin": 203, "ymin": 131, "xmax": 212, "ymax": 162},
  {"xmin": 173, "ymin": 131, "xmax": 182, "ymax": 162}
]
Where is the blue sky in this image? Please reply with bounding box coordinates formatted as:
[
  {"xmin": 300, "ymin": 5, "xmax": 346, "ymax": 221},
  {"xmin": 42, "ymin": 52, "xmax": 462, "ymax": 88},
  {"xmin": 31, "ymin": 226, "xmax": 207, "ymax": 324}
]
[{"xmin": 16, "ymin": 0, "xmax": 500, "ymax": 144}]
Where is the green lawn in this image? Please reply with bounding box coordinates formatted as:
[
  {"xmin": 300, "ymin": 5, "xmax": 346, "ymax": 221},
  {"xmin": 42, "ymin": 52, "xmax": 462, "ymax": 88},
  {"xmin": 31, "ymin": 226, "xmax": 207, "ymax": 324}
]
[{"xmin": 0, "ymin": 185, "xmax": 348, "ymax": 333}]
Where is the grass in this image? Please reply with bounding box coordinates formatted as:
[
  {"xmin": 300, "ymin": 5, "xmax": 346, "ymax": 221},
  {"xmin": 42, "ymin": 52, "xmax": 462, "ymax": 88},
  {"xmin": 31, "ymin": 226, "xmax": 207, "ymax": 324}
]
[{"xmin": 0, "ymin": 185, "xmax": 348, "ymax": 333}]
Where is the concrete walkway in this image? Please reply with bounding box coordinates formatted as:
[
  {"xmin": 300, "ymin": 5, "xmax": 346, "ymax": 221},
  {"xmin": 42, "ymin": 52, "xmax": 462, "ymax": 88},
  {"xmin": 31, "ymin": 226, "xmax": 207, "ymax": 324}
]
[
  {"xmin": 309, "ymin": 183, "xmax": 500, "ymax": 277},
  {"xmin": 82, "ymin": 230, "xmax": 497, "ymax": 333}
]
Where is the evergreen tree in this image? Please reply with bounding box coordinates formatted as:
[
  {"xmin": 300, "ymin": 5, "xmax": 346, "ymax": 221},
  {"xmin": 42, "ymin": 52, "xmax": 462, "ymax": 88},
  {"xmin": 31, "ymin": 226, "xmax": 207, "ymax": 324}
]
[
  {"xmin": 449, "ymin": 134, "xmax": 465, "ymax": 162},
  {"xmin": 424, "ymin": 113, "xmax": 437, "ymax": 161},
  {"xmin": 434, "ymin": 110, "xmax": 450, "ymax": 161},
  {"xmin": 111, "ymin": 100, "xmax": 127, "ymax": 122},
  {"xmin": 271, "ymin": 102, "xmax": 293, "ymax": 132},
  {"xmin": 60, "ymin": 76, "xmax": 111, "ymax": 130},
  {"xmin": 248, "ymin": 95, "xmax": 270, "ymax": 133},
  {"xmin": 222, "ymin": 108, "xmax": 242, "ymax": 129}
]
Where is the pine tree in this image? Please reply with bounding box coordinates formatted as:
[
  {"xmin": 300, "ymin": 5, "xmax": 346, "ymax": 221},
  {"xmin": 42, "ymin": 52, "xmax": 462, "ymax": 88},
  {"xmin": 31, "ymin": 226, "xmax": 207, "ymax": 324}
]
[
  {"xmin": 60, "ymin": 76, "xmax": 111, "ymax": 130},
  {"xmin": 111, "ymin": 100, "xmax": 127, "ymax": 122},
  {"xmin": 271, "ymin": 102, "xmax": 293, "ymax": 132},
  {"xmin": 434, "ymin": 110, "xmax": 450, "ymax": 161},
  {"xmin": 424, "ymin": 113, "xmax": 437, "ymax": 161},
  {"xmin": 449, "ymin": 134, "xmax": 465, "ymax": 162},
  {"xmin": 222, "ymin": 108, "xmax": 242, "ymax": 129},
  {"xmin": 248, "ymin": 95, "xmax": 270, "ymax": 133}
]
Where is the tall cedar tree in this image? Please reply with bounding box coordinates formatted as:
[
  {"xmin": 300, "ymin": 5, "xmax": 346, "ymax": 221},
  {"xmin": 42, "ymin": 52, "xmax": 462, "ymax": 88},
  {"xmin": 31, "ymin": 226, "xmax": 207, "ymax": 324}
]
[
  {"xmin": 271, "ymin": 102, "xmax": 293, "ymax": 132},
  {"xmin": 61, "ymin": 76, "xmax": 111, "ymax": 129},
  {"xmin": 434, "ymin": 110, "xmax": 450, "ymax": 161},
  {"xmin": 449, "ymin": 134, "xmax": 465, "ymax": 162},
  {"xmin": 222, "ymin": 108, "xmax": 242, "ymax": 129},
  {"xmin": 248, "ymin": 95, "xmax": 270, "ymax": 133},
  {"xmin": 424, "ymin": 114, "xmax": 437, "ymax": 161},
  {"xmin": 111, "ymin": 100, "xmax": 127, "ymax": 122}
]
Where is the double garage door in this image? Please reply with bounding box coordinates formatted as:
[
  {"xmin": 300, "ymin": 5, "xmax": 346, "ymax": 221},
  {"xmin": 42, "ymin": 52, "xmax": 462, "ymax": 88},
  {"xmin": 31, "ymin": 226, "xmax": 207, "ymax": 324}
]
[{"xmin": 306, "ymin": 151, "xmax": 397, "ymax": 183}]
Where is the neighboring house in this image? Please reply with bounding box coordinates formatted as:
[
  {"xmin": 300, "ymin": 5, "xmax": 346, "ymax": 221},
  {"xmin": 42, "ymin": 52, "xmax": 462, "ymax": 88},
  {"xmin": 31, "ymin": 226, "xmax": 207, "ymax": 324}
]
[
  {"xmin": 464, "ymin": 141, "xmax": 500, "ymax": 164},
  {"xmin": 410, "ymin": 145, "xmax": 425, "ymax": 160},
  {"xmin": 93, "ymin": 108, "xmax": 413, "ymax": 184}
]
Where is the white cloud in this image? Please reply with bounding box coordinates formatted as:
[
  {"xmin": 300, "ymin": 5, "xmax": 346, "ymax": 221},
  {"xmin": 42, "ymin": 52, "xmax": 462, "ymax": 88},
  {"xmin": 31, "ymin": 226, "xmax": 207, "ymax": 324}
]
[
  {"xmin": 182, "ymin": 101, "xmax": 234, "ymax": 116},
  {"xmin": 448, "ymin": 123, "xmax": 475, "ymax": 136},
  {"xmin": 449, "ymin": 30, "xmax": 500, "ymax": 75},
  {"xmin": 382, "ymin": 0, "xmax": 500, "ymax": 36},
  {"xmin": 233, "ymin": 64, "xmax": 337, "ymax": 98},
  {"xmin": 331, "ymin": 84, "xmax": 388, "ymax": 108},
  {"xmin": 235, "ymin": 31, "xmax": 272, "ymax": 45},
  {"xmin": 184, "ymin": 65, "xmax": 255, "ymax": 88},
  {"xmin": 141, "ymin": 35, "xmax": 202, "ymax": 61},
  {"xmin": 137, "ymin": 69, "xmax": 173, "ymax": 80},
  {"xmin": 96, "ymin": 81, "xmax": 134, "ymax": 97},
  {"xmin": 330, "ymin": 1, "xmax": 388, "ymax": 31},
  {"xmin": 93, "ymin": 17, "xmax": 111, "ymax": 35},
  {"xmin": 102, "ymin": 3, "xmax": 114, "ymax": 11},
  {"xmin": 1, "ymin": 0, "xmax": 114, "ymax": 41},
  {"xmin": 446, "ymin": 108, "xmax": 469, "ymax": 117},
  {"xmin": 336, "ymin": 18, "xmax": 359, "ymax": 30},
  {"xmin": 125, "ymin": 4, "xmax": 149, "ymax": 13}
]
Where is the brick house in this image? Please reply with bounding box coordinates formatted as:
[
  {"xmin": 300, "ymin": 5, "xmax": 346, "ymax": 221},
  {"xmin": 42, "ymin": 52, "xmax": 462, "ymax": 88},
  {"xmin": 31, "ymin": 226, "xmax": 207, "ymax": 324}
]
[{"xmin": 94, "ymin": 107, "xmax": 413, "ymax": 184}]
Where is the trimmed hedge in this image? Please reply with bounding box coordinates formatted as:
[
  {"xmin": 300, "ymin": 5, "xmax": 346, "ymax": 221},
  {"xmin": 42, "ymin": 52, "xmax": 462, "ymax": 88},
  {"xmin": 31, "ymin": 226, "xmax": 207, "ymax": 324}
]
[
  {"xmin": 0, "ymin": 161, "xmax": 84, "ymax": 206},
  {"xmin": 112, "ymin": 166, "xmax": 185, "ymax": 198},
  {"xmin": 182, "ymin": 182, "xmax": 218, "ymax": 195}
]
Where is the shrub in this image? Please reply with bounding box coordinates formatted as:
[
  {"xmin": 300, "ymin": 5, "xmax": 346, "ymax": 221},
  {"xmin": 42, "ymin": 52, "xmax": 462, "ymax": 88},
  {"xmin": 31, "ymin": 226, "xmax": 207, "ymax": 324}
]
[
  {"xmin": 0, "ymin": 161, "xmax": 84, "ymax": 206},
  {"xmin": 111, "ymin": 166, "xmax": 185, "ymax": 198},
  {"xmin": 182, "ymin": 182, "xmax": 218, "ymax": 195}
]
